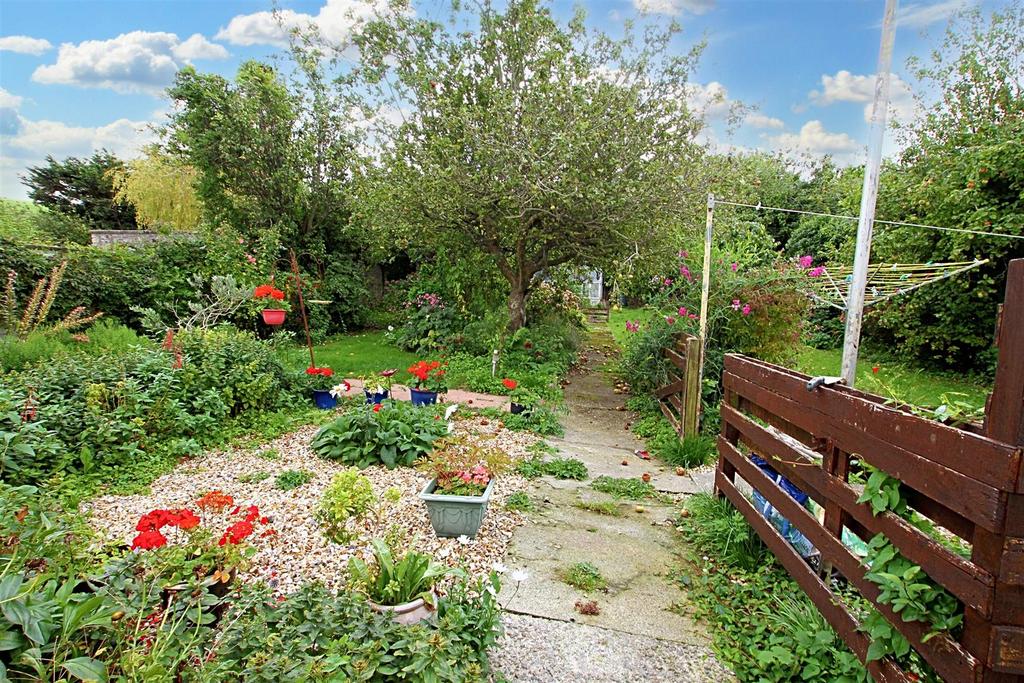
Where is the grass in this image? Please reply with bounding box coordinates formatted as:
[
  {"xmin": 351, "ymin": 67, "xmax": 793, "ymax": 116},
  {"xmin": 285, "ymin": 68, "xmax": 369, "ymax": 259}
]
[
  {"xmin": 607, "ymin": 307, "xmax": 656, "ymax": 348},
  {"xmin": 560, "ymin": 562, "xmax": 607, "ymax": 592},
  {"xmin": 795, "ymin": 346, "xmax": 989, "ymax": 408},
  {"xmin": 573, "ymin": 500, "xmax": 624, "ymax": 516},
  {"xmin": 590, "ymin": 476, "xmax": 657, "ymax": 500},
  {"xmin": 279, "ymin": 331, "xmax": 419, "ymax": 381},
  {"xmin": 505, "ymin": 491, "xmax": 535, "ymax": 512},
  {"xmin": 514, "ymin": 456, "xmax": 588, "ymax": 480},
  {"xmin": 275, "ymin": 469, "xmax": 314, "ymax": 491},
  {"xmin": 652, "ymin": 433, "xmax": 716, "ymax": 468}
]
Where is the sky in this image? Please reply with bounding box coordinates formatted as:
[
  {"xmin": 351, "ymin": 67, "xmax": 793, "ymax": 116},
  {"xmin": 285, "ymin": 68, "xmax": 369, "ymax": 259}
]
[{"xmin": 0, "ymin": 0, "xmax": 1006, "ymax": 199}]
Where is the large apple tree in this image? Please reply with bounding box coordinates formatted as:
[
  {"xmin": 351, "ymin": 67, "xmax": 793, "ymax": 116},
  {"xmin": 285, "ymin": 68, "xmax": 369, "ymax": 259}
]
[{"xmin": 349, "ymin": 0, "xmax": 714, "ymax": 330}]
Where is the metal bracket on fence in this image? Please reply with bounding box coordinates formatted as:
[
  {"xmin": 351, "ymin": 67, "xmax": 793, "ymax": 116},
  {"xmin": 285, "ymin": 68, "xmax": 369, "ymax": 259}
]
[{"xmin": 806, "ymin": 376, "xmax": 845, "ymax": 392}]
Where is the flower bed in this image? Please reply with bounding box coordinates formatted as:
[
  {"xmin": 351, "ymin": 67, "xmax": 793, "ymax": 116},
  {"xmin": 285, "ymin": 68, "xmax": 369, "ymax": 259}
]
[{"xmin": 85, "ymin": 417, "xmax": 537, "ymax": 594}]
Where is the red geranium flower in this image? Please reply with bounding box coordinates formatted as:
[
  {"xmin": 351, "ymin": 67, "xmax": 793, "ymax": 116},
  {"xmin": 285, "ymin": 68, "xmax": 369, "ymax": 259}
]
[
  {"xmin": 196, "ymin": 490, "xmax": 234, "ymax": 512},
  {"xmin": 320, "ymin": 368, "xmax": 333, "ymax": 377},
  {"xmin": 132, "ymin": 529, "xmax": 168, "ymax": 550},
  {"xmin": 502, "ymin": 378, "xmax": 517, "ymax": 390},
  {"xmin": 306, "ymin": 366, "xmax": 319, "ymax": 375},
  {"xmin": 269, "ymin": 288, "xmax": 285, "ymax": 301},
  {"xmin": 254, "ymin": 284, "xmax": 273, "ymax": 298},
  {"xmin": 373, "ymin": 403, "xmax": 382, "ymax": 413},
  {"xmin": 219, "ymin": 520, "xmax": 255, "ymax": 546}
]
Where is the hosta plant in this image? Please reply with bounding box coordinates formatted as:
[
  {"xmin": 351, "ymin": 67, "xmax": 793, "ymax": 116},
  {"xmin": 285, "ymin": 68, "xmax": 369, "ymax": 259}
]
[
  {"xmin": 311, "ymin": 400, "xmax": 448, "ymax": 468},
  {"xmin": 347, "ymin": 538, "xmax": 457, "ymax": 607}
]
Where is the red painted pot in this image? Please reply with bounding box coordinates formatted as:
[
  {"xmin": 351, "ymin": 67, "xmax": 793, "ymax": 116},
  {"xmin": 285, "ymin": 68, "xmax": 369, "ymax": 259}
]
[{"xmin": 261, "ymin": 309, "xmax": 286, "ymax": 325}]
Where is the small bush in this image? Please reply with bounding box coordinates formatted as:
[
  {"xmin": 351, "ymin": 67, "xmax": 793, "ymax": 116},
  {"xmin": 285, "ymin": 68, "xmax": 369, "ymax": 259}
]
[
  {"xmin": 311, "ymin": 400, "xmax": 448, "ymax": 469},
  {"xmin": 652, "ymin": 433, "xmax": 716, "ymax": 468},
  {"xmin": 560, "ymin": 561, "xmax": 607, "ymax": 592},
  {"xmin": 237, "ymin": 471, "xmax": 270, "ymax": 484},
  {"xmin": 480, "ymin": 404, "xmax": 564, "ymax": 436},
  {"xmin": 318, "ymin": 469, "xmax": 376, "ymax": 543},
  {"xmin": 275, "ymin": 469, "xmax": 314, "ymax": 491},
  {"xmin": 591, "ymin": 476, "xmax": 656, "ymax": 500}
]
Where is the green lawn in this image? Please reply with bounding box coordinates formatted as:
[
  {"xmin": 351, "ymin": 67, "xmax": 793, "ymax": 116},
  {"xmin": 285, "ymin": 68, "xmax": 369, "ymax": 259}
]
[
  {"xmin": 278, "ymin": 331, "xmax": 419, "ymax": 380},
  {"xmin": 794, "ymin": 346, "xmax": 989, "ymax": 408},
  {"xmin": 607, "ymin": 307, "xmax": 656, "ymax": 347}
]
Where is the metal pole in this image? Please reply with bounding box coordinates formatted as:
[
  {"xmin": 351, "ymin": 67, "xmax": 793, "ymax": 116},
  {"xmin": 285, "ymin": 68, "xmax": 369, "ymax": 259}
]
[
  {"xmin": 289, "ymin": 250, "xmax": 317, "ymax": 369},
  {"xmin": 840, "ymin": 0, "xmax": 899, "ymax": 387},
  {"xmin": 697, "ymin": 193, "xmax": 714, "ymax": 391}
]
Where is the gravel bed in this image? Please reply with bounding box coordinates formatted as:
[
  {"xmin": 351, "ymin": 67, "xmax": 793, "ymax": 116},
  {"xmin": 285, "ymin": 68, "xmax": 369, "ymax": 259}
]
[
  {"xmin": 491, "ymin": 613, "xmax": 733, "ymax": 682},
  {"xmin": 85, "ymin": 415, "xmax": 539, "ymax": 594}
]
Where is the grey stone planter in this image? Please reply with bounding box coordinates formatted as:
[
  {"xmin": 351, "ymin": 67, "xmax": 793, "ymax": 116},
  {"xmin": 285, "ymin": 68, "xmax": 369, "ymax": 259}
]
[
  {"xmin": 368, "ymin": 591, "xmax": 436, "ymax": 625},
  {"xmin": 419, "ymin": 477, "xmax": 495, "ymax": 538}
]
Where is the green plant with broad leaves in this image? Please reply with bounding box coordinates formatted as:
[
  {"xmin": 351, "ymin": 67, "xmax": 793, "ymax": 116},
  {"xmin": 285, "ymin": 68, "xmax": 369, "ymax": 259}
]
[
  {"xmin": 312, "ymin": 400, "xmax": 448, "ymax": 468},
  {"xmin": 348, "ymin": 538, "xmax": 458, "ymax": 607}
]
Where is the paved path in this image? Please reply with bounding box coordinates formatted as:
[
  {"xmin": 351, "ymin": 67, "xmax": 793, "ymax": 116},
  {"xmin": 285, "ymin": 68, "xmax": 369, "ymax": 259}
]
[{"xmin": 491, "ymin": 328, "xmax": 730, "ymax": 682}]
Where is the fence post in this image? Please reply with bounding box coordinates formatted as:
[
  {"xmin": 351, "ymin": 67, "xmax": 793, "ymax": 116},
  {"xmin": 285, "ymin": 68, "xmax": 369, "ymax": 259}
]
[
  {"xmin": 682, "ymin": 335, "xmax": 701, "ymax": 438},
  {"xmin": 972, "ymin": 258, "xmax": 1024, "ymax": 678}
]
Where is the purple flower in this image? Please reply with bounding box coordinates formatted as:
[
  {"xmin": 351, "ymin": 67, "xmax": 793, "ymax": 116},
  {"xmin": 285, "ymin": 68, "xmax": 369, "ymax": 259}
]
[
  {"xmin": 798, "ymin": 255, "xmax": 814, "ymax": 269},
  {"xmin": 808, "ymin": 266, "xmax": 825, "ymax": 278}
]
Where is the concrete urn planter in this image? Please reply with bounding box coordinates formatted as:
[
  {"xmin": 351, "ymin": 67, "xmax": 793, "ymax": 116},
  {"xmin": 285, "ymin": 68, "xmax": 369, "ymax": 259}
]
[
  {"xmin": 419, "ymin": 477, "xmax": 495, "ymax": 538},
  {"xmin": 368, "ymin": 592, "xmax": 436, "ymax": 625}
]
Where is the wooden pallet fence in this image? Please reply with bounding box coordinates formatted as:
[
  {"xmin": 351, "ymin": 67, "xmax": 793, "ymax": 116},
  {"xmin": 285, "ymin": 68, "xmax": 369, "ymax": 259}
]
[
  {"xmin": 713, "ymin": 257, "xmax": 1024, "ymax": 682},
  {"xmin": 656, "ymin": 333, "xmax": 701, "ymax": 438}
]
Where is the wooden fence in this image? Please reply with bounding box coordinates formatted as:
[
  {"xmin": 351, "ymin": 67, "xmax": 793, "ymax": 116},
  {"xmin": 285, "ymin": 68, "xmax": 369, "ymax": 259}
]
[
  {"xmin": 656, "ymin": 333, "xmax": 701, "ymax": 439},
  {"xmin": 714, "ymin": 258, "xmax": 1024, "ymax": 682}
]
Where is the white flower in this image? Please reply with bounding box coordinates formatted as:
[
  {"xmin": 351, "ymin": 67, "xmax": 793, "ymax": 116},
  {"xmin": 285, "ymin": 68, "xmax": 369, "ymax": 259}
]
[
  {"xmin": 444, "ymin": 404, "xmax": 460, "ymax": 421},
  {"xmin": 329, "ymin": 381, "xmax": 352, "ymax": 398},
  {"xmin": 457, "ymin": 534, "xmax": 471, "ymax": 546},
  {"xmin": 491, "ymin": 562, "xmax": 508, "ymax": 574},
  {"xmin": 510, "ymin": 569, "xmax": 530, "ymax": 583},
  {"xmin": 387, "ymin": 325, "xmax": 394, "ymax": 331}
]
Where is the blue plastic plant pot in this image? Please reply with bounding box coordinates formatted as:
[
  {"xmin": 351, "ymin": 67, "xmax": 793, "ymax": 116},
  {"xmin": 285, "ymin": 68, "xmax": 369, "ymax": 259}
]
[
  {"xmin": 312, "ymin": 390, "xmax": 337, "ymax": 410},
  {"xmin": 364, "ymin": 389, "xmax": 389, "ymax": 405},
  {"xmin": 510, "ymin": 402, "xmax": 531, "ymax": 415},
  {"xmin": 410, "ymin": 389, "xmax": 438, "ymax": 406}
]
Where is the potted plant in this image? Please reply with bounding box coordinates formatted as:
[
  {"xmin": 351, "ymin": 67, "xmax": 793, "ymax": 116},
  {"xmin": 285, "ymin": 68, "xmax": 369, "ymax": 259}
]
[
  {"xmin": 348, "ymin": 539, "xmax": 458, "ymax": 625},
  {"xmin": 501, "ymin": 377, "xmax": 540, "ymax": 415},
  {"xmin": 417, "ymin": 435, "xmax": 510, "ymax": 538},
  {"xmin": 306, "ymin": 366, "xmax": 337, "ymax": 409},
  {"xmin": 254, "ymin": 284, "xmax": 288, "ymax": 325},
  {"xmin": 407, "ymin": 360, "xmax": 447, "ymax": 406},
  {"xmin": 362, "ymin": 369, "xmax": 397, "ymax": 404}
]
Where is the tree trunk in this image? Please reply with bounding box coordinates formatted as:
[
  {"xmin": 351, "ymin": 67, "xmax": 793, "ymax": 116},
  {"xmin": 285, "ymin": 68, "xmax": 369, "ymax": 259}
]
[{"xmin": 507, "ymin": 278, "xmax": 528, "ymax": 332}]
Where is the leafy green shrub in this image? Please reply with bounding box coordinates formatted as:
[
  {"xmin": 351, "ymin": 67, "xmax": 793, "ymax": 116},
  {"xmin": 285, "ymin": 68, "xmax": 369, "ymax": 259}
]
[
  {"xmin": 591, "ymin": 476, "xmax": 656, "ymax": 500},
  {"xmin": 311, "ymin": 400, "xmax": 448, "ymax": 468},
  {"xmin": 478, "ymin": 404, "xmax": 564, "ymax": 436},
  {"xmin": 560, "ymin": 561, "xmax": 607, "ymax": 592},
  {"xmin": 393, "ymin": 292, "xmax": 464, "ymax": 354},
  {"xmin": 318, "ymin": 468, "xmax": 375, "ymax": 542},
  {"xmin": 237, "ymin": 471, "xmax": 270, "ymax": 484},
  {"xmin": 349, "ymin": 538, "xmax": 455, "ymax": 606},
  {"xmin": 0, "ymin": 386, "xmax": 62, "ymax": 484},
  {"xmin": 275, "ymin": 470, "xmax": 313, "ymax": 491}
]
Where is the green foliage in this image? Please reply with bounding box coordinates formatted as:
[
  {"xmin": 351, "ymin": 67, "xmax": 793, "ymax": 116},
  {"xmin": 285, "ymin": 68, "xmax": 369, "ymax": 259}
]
[
  {"xmin": 311, "ymin": 400, "xmax": 448, "ymax": 469},
  {"xmin": 348, "ymin": 538, "xmax": 455, "ymax": 606},
  {"xmin": 317, "ymin": 469, "xmax": 377, "ymax": 542},
  {"xmin": 479, "ymin": 405, "xmax": 565, "ymax": 436},
  {"xmin": 0, "ymin": 199, "xmax": 90, "ymax": 245},
  {"xmin": 22, "ymin": 150, "xmax": 138, "ymax": 231},
  {"xmin": 560, "ymin": 562, "xmax": 607, "ymax": 592},
  {"xmin": 514, "ymin": 456, "xmax": 588, "ymax": 480},
  {"xmin": 573, "ymin": 500, "xmax": 624, "ymax": 517},
  {"xmin": 590, "ymin": 476, "xmax": 657, "ymax": 500},
  {"xmin": 392, "ymin": 291, "xmax": 464, "ymax": 354},
  {"xmin": 237, "ymin": 471, "xmax": 270, "ymax": 484},
  {"xmin": 352, "ymin": 0, "xmax": 715, "ymax": 331},
  {"xmin": 857, "ymin": 466, "xmax": 908, "ymax": 517},
  {"xmin": 505, "ymin": 491, "xmax": 535, "ymax": 512},
  {"xmin": 652, "ymin": 433, "xmax": 716, "ymax": 468},
  {"xmin": 275, "ymin": 469, "xmax": 314, "ymax": 491},
  {"xmin": 680, "ymin": 493, "xmax": 768, "ymax": 571}
]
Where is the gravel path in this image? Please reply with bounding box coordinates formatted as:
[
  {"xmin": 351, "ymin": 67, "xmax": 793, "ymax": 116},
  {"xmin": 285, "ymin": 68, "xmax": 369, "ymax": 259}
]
[
  {"xmin": 492, "ymin": 613, "xmax": 732, "ymax": 682},
  {"xmin": 85, "ymin": 415, "xmax": 538, "ymax": 594}
]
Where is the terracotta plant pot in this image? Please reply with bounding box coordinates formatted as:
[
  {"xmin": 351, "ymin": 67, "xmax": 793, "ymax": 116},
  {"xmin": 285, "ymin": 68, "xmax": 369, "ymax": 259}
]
[
  {"xmin": 261, "ymin": 309, "xmax": 286, "ymax": 325},
  {"xmin": 368, "ymin": 592, "xmax": 436, "ymax": 625}
]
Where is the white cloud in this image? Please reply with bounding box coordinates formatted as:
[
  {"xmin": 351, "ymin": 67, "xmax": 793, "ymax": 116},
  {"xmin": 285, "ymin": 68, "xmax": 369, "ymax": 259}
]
[
  {"xmin": 0, "ymin": 86, "xmax": 157, "ymax": 198},
  {"xmin": 895, "ymin": 0, "xmax": 972, "ymax": 28},
  {"xmin": 685, "ymin": 81, "xmax": 733, "ymax": 120},
  {"xmin": 768, "ymin": 120, "xmax": 862, "ymax": 166},
  {"xmin": 32, "ymin": 31, "xmax": 228, "ymax": 95},
  {"xmin": 744, "ymin": 112, "xmax": 784, "ymax": 130},
  {"xmin": 633, "ymin": 0, "xmax": 715, "ymax": 16},
  {"xmin": 216, "ymin": 0, "xmax": 392, "ymax": 48},
  {"xmin": 0, "ymin": 35, "xmax": 53, "ymax": 55},
  {"xmin": 172, "ymin": 33, "xmax": 230, "ymax": 61},
  {"xmin": 808, "ymin": 70, "xmax": 917, "ymax": 124}
]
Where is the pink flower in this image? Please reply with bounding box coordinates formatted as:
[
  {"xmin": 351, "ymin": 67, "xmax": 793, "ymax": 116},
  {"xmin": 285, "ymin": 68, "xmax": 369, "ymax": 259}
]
[
  {"xmin": 742, "ymin": 304, "xmax": 752, "ymax": 316},
  {"xmin": 808, "ymin": 266, "xmax": 825, "ymax": 278},
  {"xmin": 663, "ymin": 278, "xmax": 673, "ymax": 287},
  {"xmin": 678, "ymin": 249, "xmax": 688, "ymax": 259},
  {"xmin": 665, "ymin": 315, "xmax": 676, "ymax": 324},
  {"xmin": 245, "ymin": 254, "xmax": 257, "ymax": 265},
  {"xmin": 689, "ymin": 313, "xmax": 698, "ymax": 320},
  {"xmin": 798, "ymin": 255, "xmax": 814, "ymax": 269},
  {"xmin": 731, "ymin": 299, "xmax": 741, "ymax": 311},
  {"xmin": 679, "ymin": 264, "xmax": 692, "ymax": 282},
  {"xmin": 678, "ymin": 307, "xmax": 688, "ymax": 317},
  {"xmin": 731, "ymin": 262, "xmax": 738, "ymax": 272},
  {"xmin": 625, "ymin": 320, "xmax": 639, "ymax": 333}
]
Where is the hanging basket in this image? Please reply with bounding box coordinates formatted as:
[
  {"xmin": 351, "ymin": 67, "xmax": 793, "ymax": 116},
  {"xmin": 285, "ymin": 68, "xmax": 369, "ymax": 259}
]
[{"xmin": 261, "ymin": 309, "xmax": 286, "ymax": 326}]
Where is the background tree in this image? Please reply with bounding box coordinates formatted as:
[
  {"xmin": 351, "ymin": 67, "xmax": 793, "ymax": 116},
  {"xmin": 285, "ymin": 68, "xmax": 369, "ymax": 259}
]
[
  {"xmin": 109, "ymin": 147, "xmax": 204, "ymax": 233},
  {"xmin": 868, "ymin": 1, "xmax": 1024, "ymax": 369},
  {"xmin": 351, "ymin": 0, "xmax": 715, "ymax": 331},
  {"xmin": 21, "ymin": 151, "xmax": 138, "ymax": 231}
]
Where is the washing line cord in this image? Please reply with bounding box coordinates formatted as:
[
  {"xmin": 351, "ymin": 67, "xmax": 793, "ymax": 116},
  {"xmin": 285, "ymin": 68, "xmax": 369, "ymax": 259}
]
[{"xmin": 712, "ymin": 198, "xmax": 1024, "ymax": 242}]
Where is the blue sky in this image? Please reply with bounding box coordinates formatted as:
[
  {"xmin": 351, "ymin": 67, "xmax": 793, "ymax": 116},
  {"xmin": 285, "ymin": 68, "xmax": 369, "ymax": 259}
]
[{"xmin": 0, "ymin": 0, "xmax": 1005, "ymax": 198}]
